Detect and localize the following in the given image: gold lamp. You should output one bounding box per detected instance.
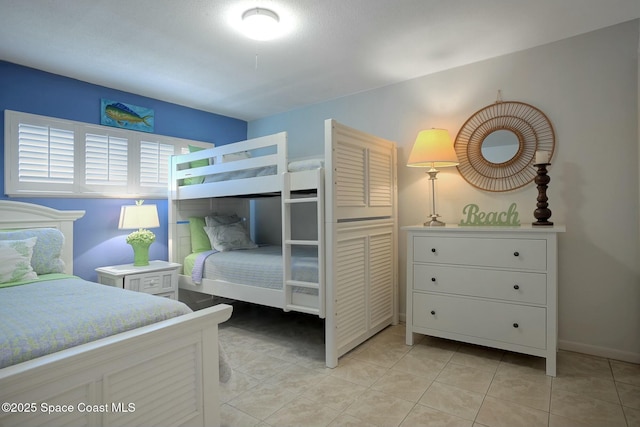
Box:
[407,129,459,226]
[118,200,160,266]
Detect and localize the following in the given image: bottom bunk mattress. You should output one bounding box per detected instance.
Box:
[0,275,193,368]
[185,245,318,294]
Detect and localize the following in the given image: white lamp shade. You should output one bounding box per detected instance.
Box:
[118,204,160,229]
[407,129,459,168]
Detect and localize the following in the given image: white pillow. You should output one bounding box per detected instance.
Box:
[204,223,258,252]
[0,237,38,284]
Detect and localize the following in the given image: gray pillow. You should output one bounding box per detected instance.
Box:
[204,223,257,252]
[205,213,242,227]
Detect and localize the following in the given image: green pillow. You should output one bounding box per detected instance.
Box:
[189,217,211,253]
[183,145,209,185]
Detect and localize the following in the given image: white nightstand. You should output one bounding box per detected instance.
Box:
[96,260,182,300]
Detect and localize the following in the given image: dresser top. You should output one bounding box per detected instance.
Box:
[402,224,565,233]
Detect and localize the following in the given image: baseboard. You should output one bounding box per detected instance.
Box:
[558,339,640,364]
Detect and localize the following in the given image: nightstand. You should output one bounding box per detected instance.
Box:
[96,260,182,300]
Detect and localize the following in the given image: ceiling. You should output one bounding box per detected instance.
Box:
[1,1,639,121]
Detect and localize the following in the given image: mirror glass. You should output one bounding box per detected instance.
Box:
[481,130,519,163]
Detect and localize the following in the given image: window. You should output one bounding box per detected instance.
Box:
[4,110,212,198]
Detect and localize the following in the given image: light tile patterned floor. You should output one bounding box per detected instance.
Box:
[214,301,640,427]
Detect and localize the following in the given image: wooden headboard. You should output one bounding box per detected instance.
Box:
[0,201,85,274]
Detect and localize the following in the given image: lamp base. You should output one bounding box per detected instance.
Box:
[129,241,151,266]
[424,215,446,227]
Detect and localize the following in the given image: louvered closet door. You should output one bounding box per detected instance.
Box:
[335,235,368,349]
[368,231,394,330]
[332,142,395,220]
[335,143,367,209]
[334,230,395,350]
[368,149,394,208]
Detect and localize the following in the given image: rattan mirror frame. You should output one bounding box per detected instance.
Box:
[454,101,555,192]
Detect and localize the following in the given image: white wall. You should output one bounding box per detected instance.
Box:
[249,20,640,363]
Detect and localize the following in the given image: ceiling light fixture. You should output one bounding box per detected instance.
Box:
[241,7,280,41]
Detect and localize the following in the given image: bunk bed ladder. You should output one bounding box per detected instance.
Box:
[282,169,325,317]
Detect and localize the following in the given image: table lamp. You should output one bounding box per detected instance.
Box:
[118,200,160,266]
[407,129,459,226]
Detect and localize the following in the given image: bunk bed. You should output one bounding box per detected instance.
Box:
[0,200,232,427]
[169,119,398,368]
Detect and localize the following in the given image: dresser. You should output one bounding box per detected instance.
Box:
[404,225,564,376]
[96,260,181,300]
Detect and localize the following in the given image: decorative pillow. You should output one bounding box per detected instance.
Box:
[204,223,258,252]
[0,228,65,274]
[0,237,38,284]
[205,213,242,227]
[189,217,212,253]
[184,145,210,185]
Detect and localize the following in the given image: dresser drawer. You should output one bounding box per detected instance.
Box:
[413,236,547,270]
[412,293,547,349]
[125,271,176,295]
[413,264,547,304]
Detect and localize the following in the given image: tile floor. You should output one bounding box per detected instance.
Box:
[214,301,640,427]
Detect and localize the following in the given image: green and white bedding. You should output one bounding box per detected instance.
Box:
[0,275,192,368]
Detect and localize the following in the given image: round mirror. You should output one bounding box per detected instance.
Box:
[455,101,555,192]
[481,130,520,164]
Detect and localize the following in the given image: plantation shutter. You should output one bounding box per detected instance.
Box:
[85,133,129,185]
[6,110,210,198]
[18,123,74,184]
[140,141,174,188]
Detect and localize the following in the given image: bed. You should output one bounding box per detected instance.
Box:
[169,119,398,368]
[0,200,232,427]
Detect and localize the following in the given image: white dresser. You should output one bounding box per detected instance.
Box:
[404,225,565,376]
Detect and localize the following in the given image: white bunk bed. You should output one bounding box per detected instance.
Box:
[0,200,232,427]
[169,119,398,368]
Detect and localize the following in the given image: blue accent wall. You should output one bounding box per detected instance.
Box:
[0,61,247,281]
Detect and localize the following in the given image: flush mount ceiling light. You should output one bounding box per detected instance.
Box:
[241,7,280,41]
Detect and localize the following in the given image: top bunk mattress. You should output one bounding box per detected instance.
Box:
[0,276,192,368]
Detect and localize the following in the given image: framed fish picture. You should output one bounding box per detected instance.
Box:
[100,99,154,132]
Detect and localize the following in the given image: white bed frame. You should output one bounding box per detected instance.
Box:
[168,119,398,368]
[0,200,232,427]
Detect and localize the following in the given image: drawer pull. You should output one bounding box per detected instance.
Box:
[430,310,436,315]
[513,284,520,290]
[513,251,520,257]
[431,277,436,282]
[513,323,519,328]
[431,248,436,253]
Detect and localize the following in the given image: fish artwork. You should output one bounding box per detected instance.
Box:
[104,102,152,127]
